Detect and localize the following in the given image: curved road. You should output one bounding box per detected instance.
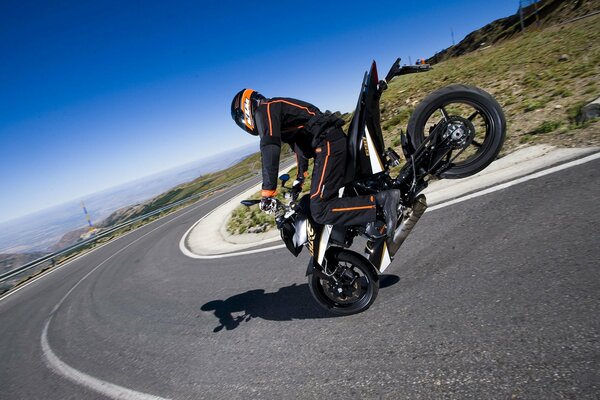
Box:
[1,159,599,399]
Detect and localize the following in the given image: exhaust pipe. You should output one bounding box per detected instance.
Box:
[387,194,428,257]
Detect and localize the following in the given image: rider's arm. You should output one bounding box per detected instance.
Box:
[294,143,309,180]
[294,143,309,183]
[258,102,282,197]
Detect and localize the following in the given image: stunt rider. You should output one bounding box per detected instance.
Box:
[230,89,401,236]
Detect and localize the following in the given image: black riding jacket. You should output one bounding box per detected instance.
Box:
[255,97,322,196]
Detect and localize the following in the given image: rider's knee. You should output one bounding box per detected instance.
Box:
[310,201,327,225]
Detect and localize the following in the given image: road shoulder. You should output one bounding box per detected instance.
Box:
[181,145,598,258]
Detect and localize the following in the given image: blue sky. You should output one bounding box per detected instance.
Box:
[0,0,516,223]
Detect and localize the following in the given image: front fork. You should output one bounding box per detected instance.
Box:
[306,257,335,281]
[305,245,342,281]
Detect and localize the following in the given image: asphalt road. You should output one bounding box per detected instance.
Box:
[0,158,599,399]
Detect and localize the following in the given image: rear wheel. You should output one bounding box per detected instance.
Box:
[308,250,379,315]
[407,85,506,179]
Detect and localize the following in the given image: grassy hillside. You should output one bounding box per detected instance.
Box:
[381,13,600,153]
[227,12,600,235]
[428,0,600,64]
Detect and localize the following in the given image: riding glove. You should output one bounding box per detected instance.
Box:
[259,197,278,214]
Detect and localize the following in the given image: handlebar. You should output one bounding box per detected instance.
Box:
[240,199,261,206]
[400,64,432,74]
[241,198,297,212]
[382,57,432,89]
[384,57,402,83]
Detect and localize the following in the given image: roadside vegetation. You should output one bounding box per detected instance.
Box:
[227,163,314,234]
[227,13,600,235]
[380,14,599,152]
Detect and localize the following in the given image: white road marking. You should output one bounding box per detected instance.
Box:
[0,182,252,398]
[181,151,600,259]
[0,237,118,303]
[41,322,169,400]
[176,192,289,259]
[39,199,212,399]
[180,241,286,259]
[427,151,600,212]
[0,182,250,304]
[178,204,288,259]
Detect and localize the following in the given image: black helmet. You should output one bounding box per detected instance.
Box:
[231,89,265,135]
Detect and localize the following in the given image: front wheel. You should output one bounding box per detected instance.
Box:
[308,250,379,315]
[407,84,506,179]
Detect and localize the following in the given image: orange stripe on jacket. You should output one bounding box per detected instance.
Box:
[331,205,376,212]
[281,125,305,133]
[267,103,273,136]
[311,141,330,199]
[265,100,316,136]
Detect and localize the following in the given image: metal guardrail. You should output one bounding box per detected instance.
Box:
[0,173,259,284]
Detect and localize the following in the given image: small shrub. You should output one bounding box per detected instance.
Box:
[569,63,589,78]
[523,99,547,112]
[503,95,517,106]
[382,107,413,130]
[551,87,573,98]
[519,134,537,144]
[570,117,598,130]
[566,101,588,124]
[530,120,561,135]
[521,72,543,89]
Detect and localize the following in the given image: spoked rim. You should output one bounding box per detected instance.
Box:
[423,99,497,169]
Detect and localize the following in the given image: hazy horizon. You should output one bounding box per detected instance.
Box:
[0,142,257,226]
[0,143,257,254]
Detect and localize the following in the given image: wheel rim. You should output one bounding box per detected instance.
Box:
[318,261,372,307]
[420,99,497,170]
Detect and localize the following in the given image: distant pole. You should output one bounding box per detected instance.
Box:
[533,0,540,28]
[451,28,455,46]
[408,56,412,65]
[81,201,94,232]
[519,0,525,31]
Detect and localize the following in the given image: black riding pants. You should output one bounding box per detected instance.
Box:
[310,128,376,226]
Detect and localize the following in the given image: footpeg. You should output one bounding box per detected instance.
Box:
[385,148,402,167]
[364,221,386,240]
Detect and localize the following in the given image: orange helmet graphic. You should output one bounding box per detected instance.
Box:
[231,89,265,135]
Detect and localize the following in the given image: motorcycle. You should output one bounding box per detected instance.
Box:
[242,58,506,315]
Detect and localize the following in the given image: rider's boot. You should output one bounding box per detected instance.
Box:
[375,189,401,238]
